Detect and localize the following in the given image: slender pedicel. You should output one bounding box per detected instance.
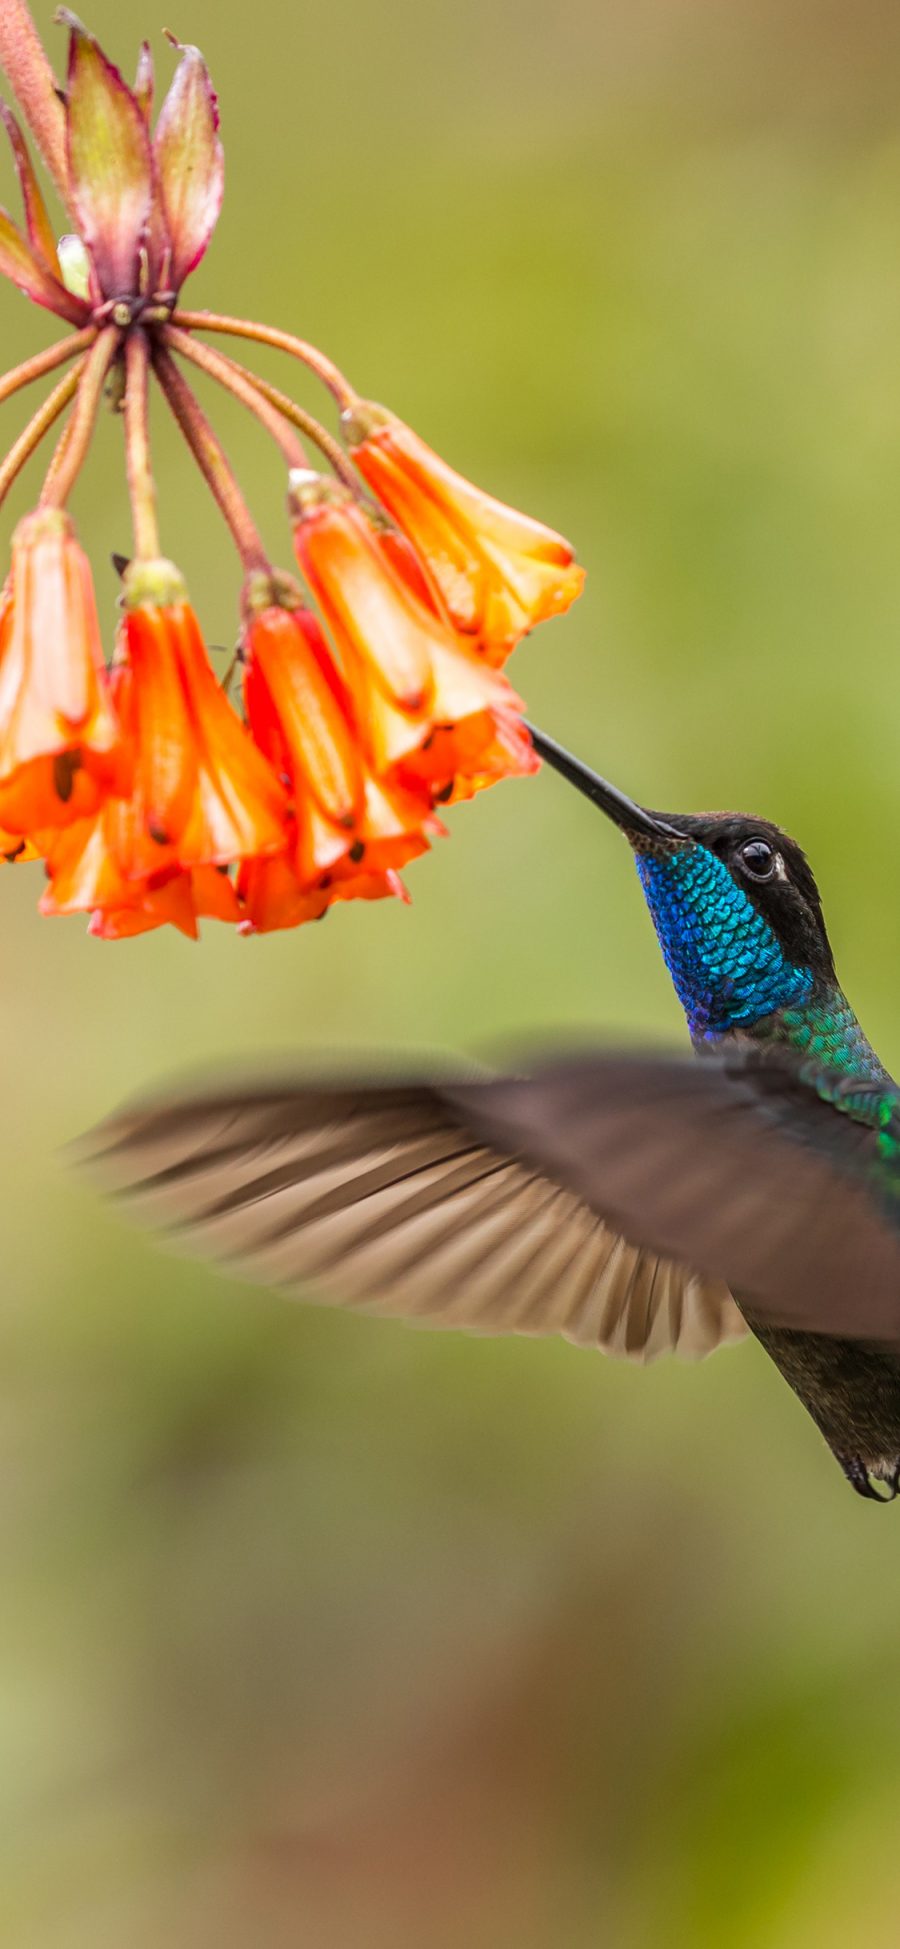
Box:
[162,327,307,472]
[226,368,360,491]
[0,359,83,509]
[525,723,682,841]
[152,343,269,574]
[166,330,359,491]
[123,330,160,561]
[0,330,97,408]
[39,326,119,510]
[170,310,357,411]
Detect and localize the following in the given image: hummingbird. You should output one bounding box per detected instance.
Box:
[81,724,900,1503]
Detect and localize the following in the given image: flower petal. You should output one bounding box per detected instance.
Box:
[236,851,330,933]
[40,808,128,913]
[0,204,87,320]
[235,847,405,935]
[0,752,109,833]
[88,865,237,939]
[118,606,197,873]
[245,605,362,827]
[399,707,539,805]
[0,827,39,862]
[354,772,435,872]
[171,601,287,865]
[64,14,153,298]
[154,42,224,289]
[0,101,60,276]
[88,872,199,940]
[190,863,241,923]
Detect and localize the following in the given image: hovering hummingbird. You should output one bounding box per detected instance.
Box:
[82,725,900,1503]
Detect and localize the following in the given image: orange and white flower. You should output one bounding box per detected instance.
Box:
[0,509,118,834]
[243,599,435,907]
[344,401,585,664]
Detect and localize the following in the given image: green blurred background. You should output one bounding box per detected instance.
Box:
[4,0,900,1942]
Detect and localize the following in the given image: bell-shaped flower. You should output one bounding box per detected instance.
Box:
[243,599,434,901]
[344,401,584,664]
[0,510,119,835]
[114,559,288,877]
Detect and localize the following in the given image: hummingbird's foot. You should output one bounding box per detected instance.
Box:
[838,1454,897,1503]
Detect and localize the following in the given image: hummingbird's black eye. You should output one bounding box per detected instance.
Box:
[737,837,777,882]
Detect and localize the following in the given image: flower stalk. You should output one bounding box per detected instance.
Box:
[171,310,357,411]
[39,325,118,509]
[123,330,160,561]
[0,359,83,508]
[164,326,307,472]
[0,328,97,408]
[152,342,268,574]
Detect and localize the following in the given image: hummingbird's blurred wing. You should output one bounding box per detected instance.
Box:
[78,1067,745,1363]
[79,1046,900,1347]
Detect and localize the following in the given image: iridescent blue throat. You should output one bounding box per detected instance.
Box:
[636,845,813,1041]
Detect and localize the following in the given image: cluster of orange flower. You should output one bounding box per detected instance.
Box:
[0,11,584,938]
[0,422,583,937]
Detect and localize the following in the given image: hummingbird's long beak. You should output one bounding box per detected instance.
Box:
[525,724,682,842]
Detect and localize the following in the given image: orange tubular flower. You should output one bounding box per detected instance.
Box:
[243,597,435,900]
[0,510,118,833]
[115,558,288,876]
[289,476,538,802]
[344,401,585,665]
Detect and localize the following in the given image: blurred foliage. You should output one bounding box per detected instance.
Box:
[3,0,900,1942]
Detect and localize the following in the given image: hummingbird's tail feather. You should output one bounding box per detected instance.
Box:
[77,1071,744,1364]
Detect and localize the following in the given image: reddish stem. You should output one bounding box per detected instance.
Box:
[0,0,69,204]
[123,330,160,560]
[171,310,357,411]
[216,358,361,494]
[164,326,306,471]
[0,326,96,407]
[0,358,83,508]
[40,325,118,509]
[152,343,269,575]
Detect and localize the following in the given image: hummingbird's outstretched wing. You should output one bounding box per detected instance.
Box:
[78,1046,900,1349]
[77,1063,744,1363]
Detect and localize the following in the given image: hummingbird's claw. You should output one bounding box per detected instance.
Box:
[839,1455,897,1503]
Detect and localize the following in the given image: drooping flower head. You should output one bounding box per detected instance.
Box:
[0,3,585,937]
